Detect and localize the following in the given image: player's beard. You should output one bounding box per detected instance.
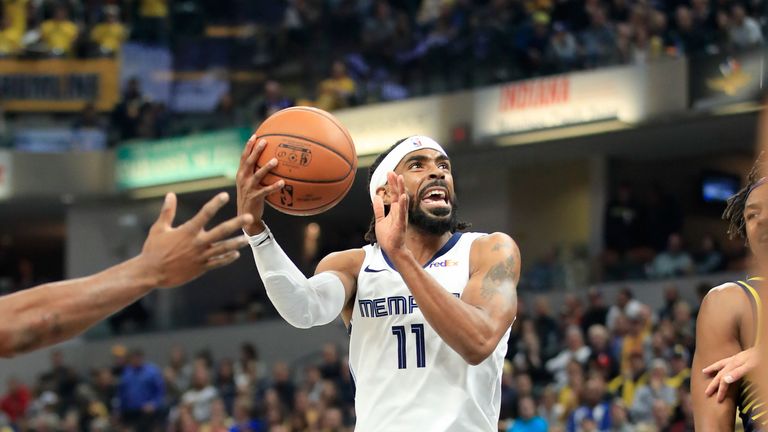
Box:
[408,190,459,236]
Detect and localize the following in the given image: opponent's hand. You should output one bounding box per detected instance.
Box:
[236,135,285,235]
[703,347,758,402]
[140,192,253,289]
[373,172,409,256]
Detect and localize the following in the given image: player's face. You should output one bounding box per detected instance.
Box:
[745,184,768,271]
[394,149,457,235]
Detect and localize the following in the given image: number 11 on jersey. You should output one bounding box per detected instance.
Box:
[391,324,426,369]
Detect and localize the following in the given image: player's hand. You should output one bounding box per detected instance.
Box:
[373,171,409,256]
[703,347,758,402]
[236,135,285,235]
[139,192,254,289]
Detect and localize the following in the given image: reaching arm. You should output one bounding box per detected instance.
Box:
[236,135,357,329]
[388,232,520,365]
[0,192,253,358]
[692,284,746,432]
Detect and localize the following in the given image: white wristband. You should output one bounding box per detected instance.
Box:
[244,224,272,248]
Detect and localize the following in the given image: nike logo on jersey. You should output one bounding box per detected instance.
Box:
[363,265,387,273]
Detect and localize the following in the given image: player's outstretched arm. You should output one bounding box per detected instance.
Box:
[691,285,745,432]
[0,192,252,358]
[237,134,355,329]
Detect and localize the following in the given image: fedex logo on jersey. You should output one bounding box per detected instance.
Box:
[359,293,461,318]
[426,259,458,269]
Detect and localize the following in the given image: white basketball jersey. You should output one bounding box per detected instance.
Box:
[349,232,511,432]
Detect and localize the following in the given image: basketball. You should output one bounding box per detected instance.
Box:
[253,107,358,216]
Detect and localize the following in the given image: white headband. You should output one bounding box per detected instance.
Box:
[368,136,447,202]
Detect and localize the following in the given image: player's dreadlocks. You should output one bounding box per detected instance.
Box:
[363,138,471,244]
[723,155,764,240]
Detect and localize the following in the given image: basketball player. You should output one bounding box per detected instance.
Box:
[0,191,263,358]
[692,158,766,431]
[237,135,520,431]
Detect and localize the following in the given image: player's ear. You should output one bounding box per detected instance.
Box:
[377,185,391,205]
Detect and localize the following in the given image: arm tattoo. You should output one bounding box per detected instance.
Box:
[491,242,512,252]
[481,255,516,300]
[12,313,63,354]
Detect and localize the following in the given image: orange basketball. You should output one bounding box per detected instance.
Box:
[253,107,358,216]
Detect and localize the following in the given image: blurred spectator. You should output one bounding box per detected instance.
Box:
[647,233,694,278]
[547,21,581,72]
[0,16,22,57]
[214,359,237,415]
[579,7,616,67]
[40,5,79,57]
[362,1,398,67]
[118,349,165,431]
[644,185,683,253]
[694,234,725,274]
[606,288,642,331]
[670,6,711,55]
[567,377,611,432]
[164,345,192,406]
[513,320,551,384]
[546,326,591,386]
[134,0,169,45]
[2,0,27,39]
[508,396,548,432]
[270,362,295,411]
[315,61,357,112]
[657,285,680,321]
[112,78,147,141]
[586,325,618,379]
[90,6,127,56]
[604,183,645,254]
[533,297,562,360]
[255,80,295,122]
[630,359,676,422]
[200,398,231,432]
[667,346,691,389]
[537,386,563,426]
[181,363,218,423]
[581,288,609,334]
[39,350,79,416]
[608,351,646,407]
[234,343,263,393]
[0,378,30,424]
[609,400,633,432]
[728,4,763,50]
[229,398,264,432]
[319,344,342,381]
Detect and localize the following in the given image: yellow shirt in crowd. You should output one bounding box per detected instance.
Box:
[3,0,27,35]
[0,25,21,54]
[91,22,127,52]
[41,19,78,54]
[140,0,168,18]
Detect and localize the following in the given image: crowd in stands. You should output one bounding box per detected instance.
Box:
[0,283,704,431]
[1,0,766,146]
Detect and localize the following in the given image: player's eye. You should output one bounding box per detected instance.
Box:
[746,212,758,221]
[409,162,422,169]
[438,162,450,170]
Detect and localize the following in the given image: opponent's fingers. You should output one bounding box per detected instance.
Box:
[186,192,229,231]
[724,363,751,385]
[153,192,177,230]
[202,235,249,260]
[705,373,722,396]
[717,372,732,402]
[702,358,729,374]
[201,213,254,244]
[204,250,241,270]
